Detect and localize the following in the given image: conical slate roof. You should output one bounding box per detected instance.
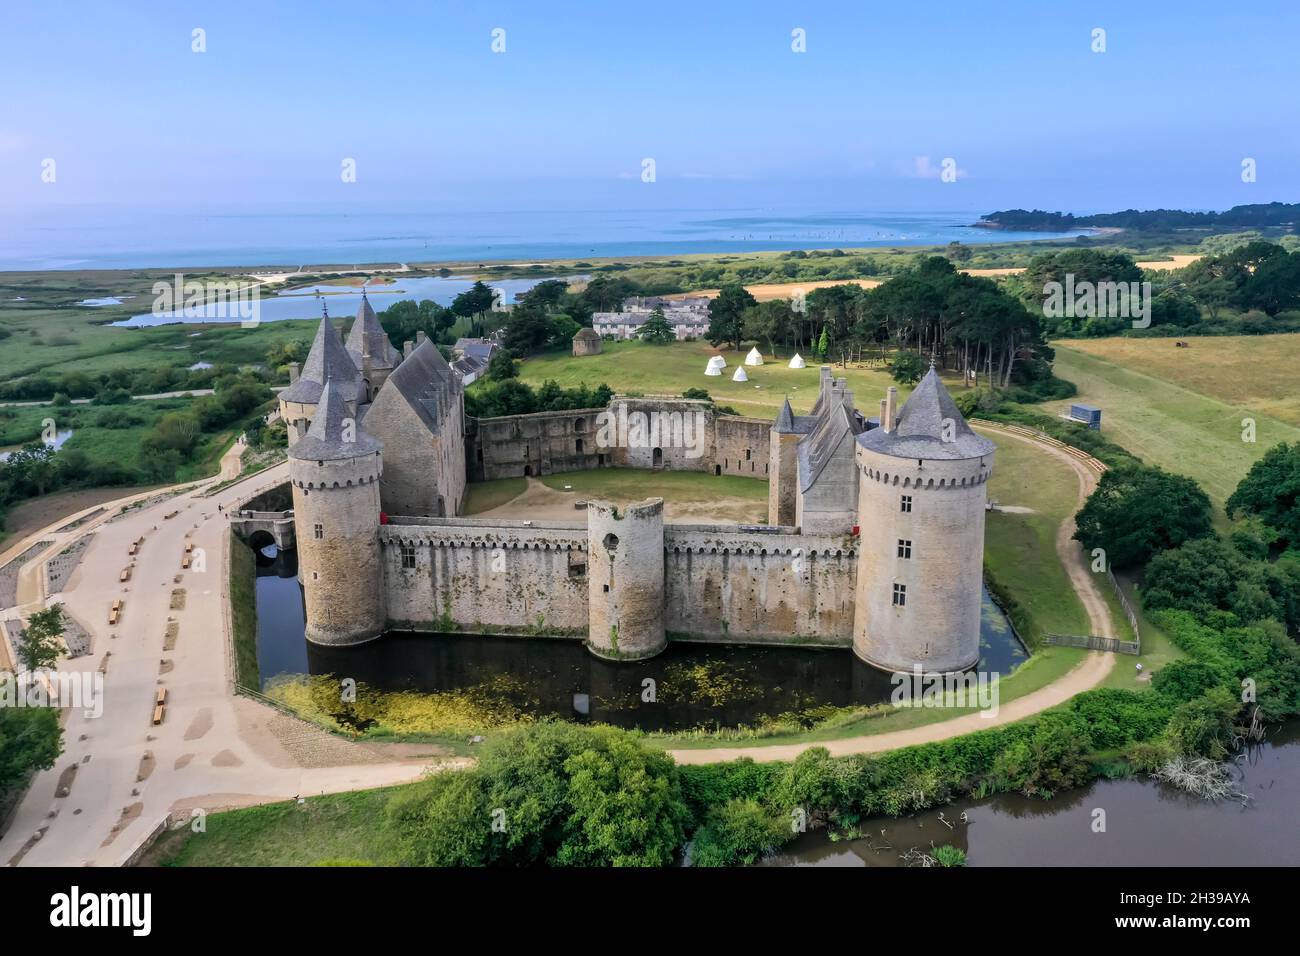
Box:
[289,377,382,461]
[281,310,364,406]
[345,292,402,370]
[857,367,994,460]
[774,398,796,433]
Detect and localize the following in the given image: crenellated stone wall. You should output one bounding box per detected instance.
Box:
[378,514,859,650]
[663,525,857,644]
[380,517,589,637]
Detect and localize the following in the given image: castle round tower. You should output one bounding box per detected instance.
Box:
[289,377,387,646]
[852,369,995,674]
[586,498,667,660]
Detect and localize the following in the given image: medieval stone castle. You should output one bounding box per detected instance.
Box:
[279,294,995,673]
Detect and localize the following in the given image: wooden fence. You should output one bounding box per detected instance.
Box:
[1042,633,1141,655]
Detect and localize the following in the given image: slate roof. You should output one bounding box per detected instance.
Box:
[774,398,796,433]
[289,377,381,461]
[798,402,865,492]
[381,338,460,436]
[280,311,363,406]
[856,368,994,460]
[345,292,402,370]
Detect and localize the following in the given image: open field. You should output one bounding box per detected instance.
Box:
[513,340,911,419]
[1052,342,1300,508]
[1059,334,1300,427]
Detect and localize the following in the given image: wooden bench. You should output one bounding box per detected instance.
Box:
[108,600,123,625]
[119,566,132,582]
[155,687,167,706]
[152,703,165,725]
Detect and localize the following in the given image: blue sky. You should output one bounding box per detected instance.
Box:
[2,0,1298,213]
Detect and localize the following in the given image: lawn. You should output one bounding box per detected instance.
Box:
[461,468,770,523]
[461,476,528,514]
[1052,343,1300,508]
[146,788,402,867]
[510,340,910,419]
[229,532,260,690]
[539,469,767,508]
[980,430,1091,641]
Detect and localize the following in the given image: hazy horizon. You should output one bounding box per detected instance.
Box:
[2,0,1297,216]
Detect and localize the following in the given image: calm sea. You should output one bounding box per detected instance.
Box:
[0,203,1087,271]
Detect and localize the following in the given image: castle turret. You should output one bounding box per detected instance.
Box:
[278,306,365,443]
[768,397,800,526]
[289,377,386,646]
[586,498,666,660]
[852,368,995,673]
[346,291,403,401]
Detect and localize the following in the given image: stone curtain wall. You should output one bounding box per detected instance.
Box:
[467,400,775,483]
[714,416,773,477]
[380,518,859,646]
[381,518,589,636]
[467,407,607,480]
[663,526,857,644]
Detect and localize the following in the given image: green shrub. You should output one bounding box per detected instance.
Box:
[386,722,689,867]
[690,799,791,867]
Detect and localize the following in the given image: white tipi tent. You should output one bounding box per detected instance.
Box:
[732,366,749,382]
[708,354,726,369]
[788,353,806,369]
[744,347,764,366]
[704,360,722,376]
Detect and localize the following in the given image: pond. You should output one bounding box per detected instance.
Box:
[0,429,75,462]
[114,275,577,327]
[251,542,1026,732]
[761,721,1300,866]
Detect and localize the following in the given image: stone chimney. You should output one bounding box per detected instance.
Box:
[403,340,414,359]
[416,330,427,346]
[884,386,898,431]
[287,361,300,384]
[879,399,889,432]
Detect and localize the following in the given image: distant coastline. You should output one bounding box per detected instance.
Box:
[972,201,1300,233]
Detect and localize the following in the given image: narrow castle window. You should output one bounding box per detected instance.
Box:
[745,448,751,461]
[576,438,584,453]
[897,539,912,559]
[314,523,323,539]
[400,544,416,569]
[900,495,912,513]
[893,583,907,607]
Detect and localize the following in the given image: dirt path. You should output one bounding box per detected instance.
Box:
[670,423,1117,765]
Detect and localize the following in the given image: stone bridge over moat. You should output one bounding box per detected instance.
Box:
[230,509,296,551]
